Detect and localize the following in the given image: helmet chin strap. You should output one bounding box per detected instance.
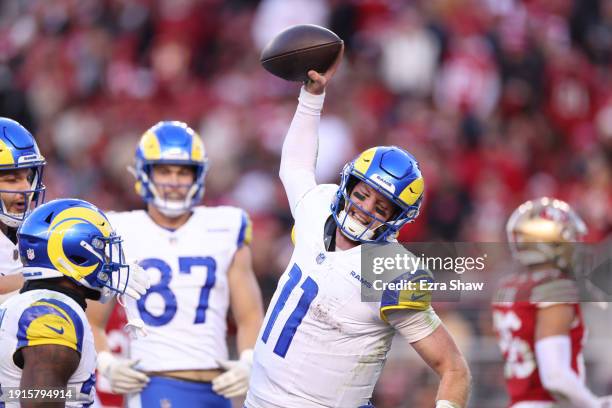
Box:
[149,180,198,218]
[0,213,23,228]
[0,199,28,228]
[153,198,191,217]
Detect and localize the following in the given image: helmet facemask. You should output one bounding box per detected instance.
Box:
[0,165,45,228]
[136,163,205,218]
[332,170,421,243]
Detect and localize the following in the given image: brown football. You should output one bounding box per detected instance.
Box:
[260,24,343,82]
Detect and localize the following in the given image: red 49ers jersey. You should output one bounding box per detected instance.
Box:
[492,269,586,406]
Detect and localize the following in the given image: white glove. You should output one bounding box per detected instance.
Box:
[97,351,150,394]
[117,261,150,301]
[212,349,253,398]
[600,396,612,408]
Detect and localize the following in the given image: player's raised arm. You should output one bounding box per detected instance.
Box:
[279,45,343,216]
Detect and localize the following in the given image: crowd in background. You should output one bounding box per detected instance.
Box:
[1,0,611,406]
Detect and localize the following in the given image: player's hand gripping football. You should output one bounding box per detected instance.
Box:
[97,351,150,394]
[304,43,344,95]
[212,349,254,398]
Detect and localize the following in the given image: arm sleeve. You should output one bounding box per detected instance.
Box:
[279,86,325,217]
[386,307,441,344]
[535,335,599,407]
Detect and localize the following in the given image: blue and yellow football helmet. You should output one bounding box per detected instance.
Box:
[0,117,45,227]
[18,199,129,302]
[133,121,208,217]
[331,146,424,243]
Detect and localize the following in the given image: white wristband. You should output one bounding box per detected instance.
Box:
[436,400,461,408]
[96,351,116,375]
[240,349,254,365]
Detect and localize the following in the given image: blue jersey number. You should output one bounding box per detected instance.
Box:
[137,257,217,326]
[261,264,319,358]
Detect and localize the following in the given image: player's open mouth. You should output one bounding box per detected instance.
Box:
[11,201,27,212]
[350,210,371,226]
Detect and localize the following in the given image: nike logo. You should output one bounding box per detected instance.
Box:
[411,293,426,301]
[363,159,370,163]
[409,187,416,194]
[45,324,64,335]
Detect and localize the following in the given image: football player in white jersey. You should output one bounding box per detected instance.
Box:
[0,198,149,408]
[245,50,471,408]
[86,121,264,407]
[0,118,45,303]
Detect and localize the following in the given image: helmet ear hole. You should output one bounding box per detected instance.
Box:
[69,255,88,265]
[44,212,54,224]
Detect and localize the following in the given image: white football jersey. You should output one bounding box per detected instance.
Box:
[0,232,21,305]
[0,232,19,277]
[107,206,250,371]
[246,185,437,408]
[0,289,97,407]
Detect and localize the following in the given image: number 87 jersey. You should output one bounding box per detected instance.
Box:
[106,206,251,372]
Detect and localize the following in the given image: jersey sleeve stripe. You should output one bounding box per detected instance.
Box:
[237,211,253,247]
[16,299,84,353]
[380,270,433,321]
[40,298,84,352]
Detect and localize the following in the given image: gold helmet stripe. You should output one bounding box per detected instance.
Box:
[398,177,424,206]
[0,138,15,165]
[139,130,161,160]
[353,147,377,175]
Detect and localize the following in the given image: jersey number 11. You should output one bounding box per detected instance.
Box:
[261,264,319,358]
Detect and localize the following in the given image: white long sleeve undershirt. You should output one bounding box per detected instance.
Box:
[535,335,599,407]
[279,87,325,217]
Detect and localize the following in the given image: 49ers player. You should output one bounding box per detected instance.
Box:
[492,197,612,408]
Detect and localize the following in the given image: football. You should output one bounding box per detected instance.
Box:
[260,24,343,82]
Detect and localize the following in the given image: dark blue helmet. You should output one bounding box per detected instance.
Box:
[0,118,45,227]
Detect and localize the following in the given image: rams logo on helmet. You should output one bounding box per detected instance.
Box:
[19,199,129,302]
